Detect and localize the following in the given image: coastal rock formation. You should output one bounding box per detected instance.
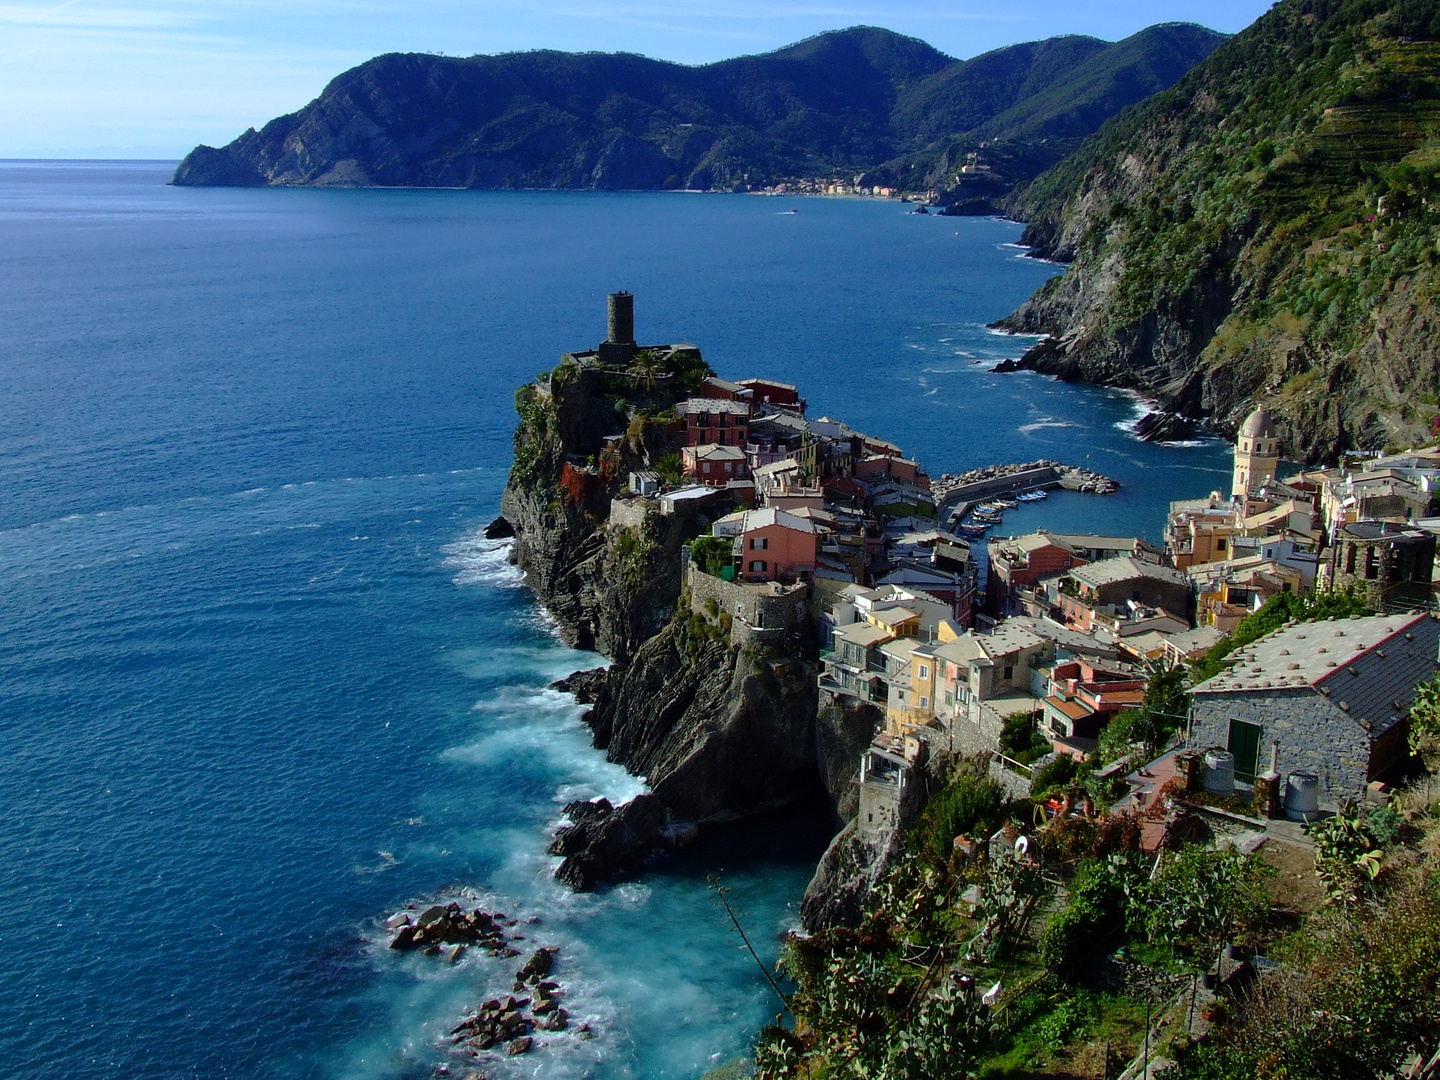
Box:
[588,621,821,822]
[547,618,824,887]
[388,901,515,953]
[499,356,702,661]
[995,0,1440,460]
[800,819,906,930]
[502,337,839,889]
[448,949,566,1056]
[814,695,885,824]
[548,795,668,891]
[1132,410,1200,444]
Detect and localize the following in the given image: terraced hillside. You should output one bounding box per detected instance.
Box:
[1000,0,1440,462]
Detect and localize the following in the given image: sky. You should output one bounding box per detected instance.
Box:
[0,0,1277,158]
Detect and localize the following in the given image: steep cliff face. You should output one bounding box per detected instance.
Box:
[500,345,852,888]
[588,619,821,822]
[998,0,1440,461]
[502,483,692,662]
[499,356,701,661]
[814,695,885,824]
[800,820,906,931]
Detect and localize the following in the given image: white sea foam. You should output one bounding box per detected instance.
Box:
[986,326,1046,339]
[442,529,525,589]
[1018,418,1079,435]
[1111,387,1159,438]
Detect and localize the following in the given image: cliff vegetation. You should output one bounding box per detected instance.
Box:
[171,25,1222,198]
[1000,0,1440,462]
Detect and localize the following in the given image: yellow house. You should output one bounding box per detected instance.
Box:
[879,637,940,735]
[867,605,921,638]
[906,642,940,730]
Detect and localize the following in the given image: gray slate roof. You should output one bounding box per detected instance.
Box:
[1070,556,1187,589]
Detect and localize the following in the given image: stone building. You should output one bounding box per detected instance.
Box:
[1188,612,1440,805]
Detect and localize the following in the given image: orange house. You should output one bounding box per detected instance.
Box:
[740,507,819,583]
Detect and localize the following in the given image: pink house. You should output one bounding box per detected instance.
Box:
[740,507,819,584]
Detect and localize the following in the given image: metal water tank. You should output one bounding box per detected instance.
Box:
[1284,771,1320,822]
[1203,749,1236,794]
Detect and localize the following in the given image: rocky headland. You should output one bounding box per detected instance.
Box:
[168,25,1222,200]
[494,323,878,896]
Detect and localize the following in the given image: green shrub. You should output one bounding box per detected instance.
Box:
[1031,753,1079,795]
[1000,711,1050,764]
[910,763,1006,869]
[690,535,733,578]
[1038,862,1125,978]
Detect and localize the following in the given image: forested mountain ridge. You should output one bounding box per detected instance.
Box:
[171,24,1223,196]
[998,0,1440,462]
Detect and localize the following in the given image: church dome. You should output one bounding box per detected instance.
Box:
[1239,406,1275,439]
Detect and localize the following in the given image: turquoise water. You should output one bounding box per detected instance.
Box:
[0,161,1230,1080]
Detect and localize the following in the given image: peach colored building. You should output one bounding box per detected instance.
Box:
[740,507,819,584]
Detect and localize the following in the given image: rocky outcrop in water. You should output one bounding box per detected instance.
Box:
[387,901,520,955]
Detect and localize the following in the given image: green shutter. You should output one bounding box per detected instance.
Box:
[1227,719,1262,784]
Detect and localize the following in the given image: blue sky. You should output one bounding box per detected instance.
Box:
[1,0,1275,158]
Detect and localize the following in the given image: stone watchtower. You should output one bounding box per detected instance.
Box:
[1232,406,1280,500]
[598,291,636,365]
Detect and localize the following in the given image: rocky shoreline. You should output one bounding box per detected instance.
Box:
[384,899,591,1063]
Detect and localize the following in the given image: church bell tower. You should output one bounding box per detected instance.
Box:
[1233,406,1279,500]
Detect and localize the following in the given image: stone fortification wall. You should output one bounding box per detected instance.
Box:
[609,497,652,532]
[686,565,809,647]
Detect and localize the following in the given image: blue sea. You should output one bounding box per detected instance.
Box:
[0,160,1231,1080]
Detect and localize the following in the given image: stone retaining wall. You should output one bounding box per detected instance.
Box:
[608,497,652,532]
[686,565,809,648]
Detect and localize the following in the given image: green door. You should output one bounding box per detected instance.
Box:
[1228,719,1262,783]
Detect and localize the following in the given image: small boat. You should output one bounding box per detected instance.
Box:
[779,208,799,215]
